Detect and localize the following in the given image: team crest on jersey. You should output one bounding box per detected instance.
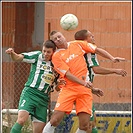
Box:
[56,103,60,108]
[42,73,55,85]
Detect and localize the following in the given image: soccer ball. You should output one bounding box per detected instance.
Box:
[60,14,78,31]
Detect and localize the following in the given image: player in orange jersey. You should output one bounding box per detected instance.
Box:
[42,31,125,133]
[74,29,127,133]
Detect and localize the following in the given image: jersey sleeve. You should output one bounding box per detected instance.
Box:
[77,41,97,54]
[52,52,69,77]
[21,51,41,63]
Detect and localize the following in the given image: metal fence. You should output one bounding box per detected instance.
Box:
[2,57,131,110]
[2,61,30,109]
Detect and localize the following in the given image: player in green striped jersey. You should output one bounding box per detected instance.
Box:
[74,29,127,133]
[5,40,58,133]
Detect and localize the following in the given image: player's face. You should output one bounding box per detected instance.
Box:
[86,31,95,44]
[50,32,67,49]
[42,46,54,61]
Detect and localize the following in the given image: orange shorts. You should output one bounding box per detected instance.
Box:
[54,85,93,115]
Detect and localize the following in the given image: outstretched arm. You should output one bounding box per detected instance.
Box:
[5,48,24,61]
[95,47,125,63]
[92,66,127,77]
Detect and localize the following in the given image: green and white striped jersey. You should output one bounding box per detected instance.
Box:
[84,53,99,82]
[22,51,55,93]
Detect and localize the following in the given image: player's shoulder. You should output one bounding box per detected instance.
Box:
[70,40,86,44]
[21,50,41,55]
[68,41,87,47]
[31,51,42,55]
[31,51,42,57]
[33,50,42,54]
[53,49,65,55]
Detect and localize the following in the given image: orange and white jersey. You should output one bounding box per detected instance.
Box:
[52,40,97,87]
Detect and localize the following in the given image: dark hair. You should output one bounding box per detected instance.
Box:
[49,30,58,38]
[74,29,88,40]
[43,40,56,51]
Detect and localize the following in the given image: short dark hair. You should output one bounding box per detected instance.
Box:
[49,30,58,39]
[74,29,88,40]
[43,40,56,51]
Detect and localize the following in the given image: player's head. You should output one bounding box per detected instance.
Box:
[42,40,56,61]
[49,31,67,49]
[74,29,95,44]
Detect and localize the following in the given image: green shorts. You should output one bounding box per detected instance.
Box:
[18,87,49,123]
[90,103,95,121]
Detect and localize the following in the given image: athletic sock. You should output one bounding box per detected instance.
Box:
[10,122,22,133]
[92,127,98,133]
[76,128,86,133]
[42,121,56,133]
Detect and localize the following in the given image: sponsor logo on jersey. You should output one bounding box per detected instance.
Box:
[42,73,55,85]
[40,64,52,71]
[66,54,78,63]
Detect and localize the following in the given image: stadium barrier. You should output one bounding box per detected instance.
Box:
[2,109,131,133]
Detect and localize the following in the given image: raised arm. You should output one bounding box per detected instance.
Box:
[95,47,125,63]
[92,66,127,77]
[5,48,24,61]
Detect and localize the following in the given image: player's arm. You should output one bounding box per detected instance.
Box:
[91,87,104,97]
[54,85,61,92]
[66,70,104,96]
[95,47,125,63]
[92,66,127,77]
[5,48,24,61]
[78,41,125,63]
[53,68,93,90]
[54,78,66,91]
[65,70,93,88]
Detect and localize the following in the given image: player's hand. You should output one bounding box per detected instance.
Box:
[115,69,127,77]
[5,48,14,54]
[57,78,66,86]
[92,87,104,97]
[112,57,126,63]
[55,78,66,91]
[84,81,93,88]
